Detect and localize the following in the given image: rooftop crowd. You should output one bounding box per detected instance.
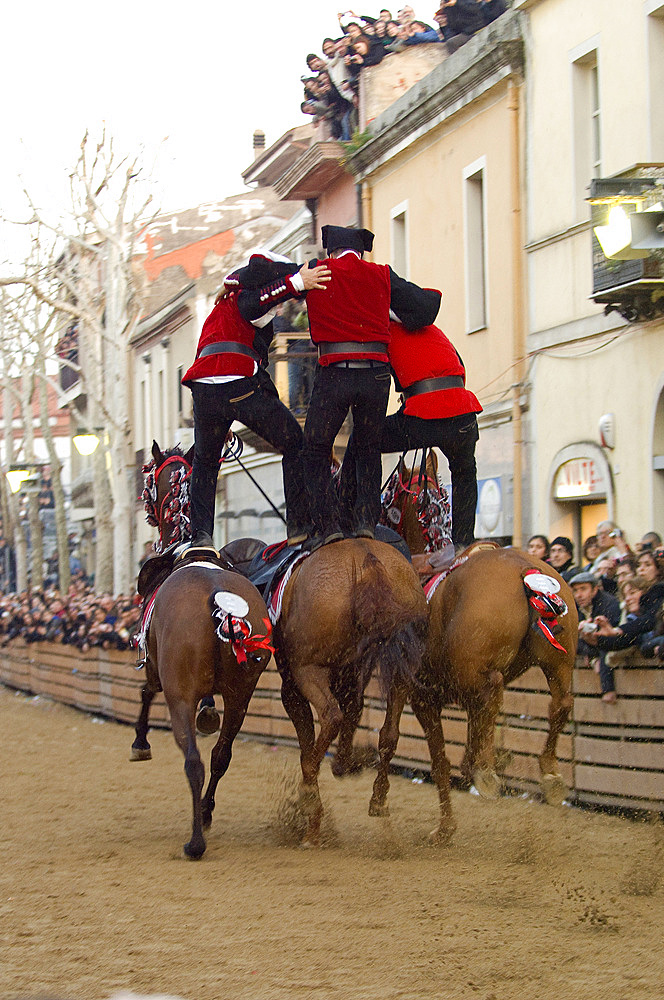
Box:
[301,1,508,139]
[527,523,664,703]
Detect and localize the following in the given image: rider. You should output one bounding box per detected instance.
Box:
[182,252,331,553]
[340,317,482,551]
[302,225,441,544]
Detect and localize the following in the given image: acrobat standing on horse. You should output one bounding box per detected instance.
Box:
[301,224,441,545]
[341,317,482,553]
[181,251,331,553]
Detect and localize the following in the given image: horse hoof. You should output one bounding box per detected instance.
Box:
[368,799,389,817]
[183,838,206,859]
[428,822,456,846]
[129,746,152,761]
[472,767,501,799]
[541,772,568,807]
[196,706,221,736]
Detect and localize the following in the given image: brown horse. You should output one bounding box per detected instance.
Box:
[423,546,577,808]
[273,538,432,845]
[131,443,274,858]
[380,450,578,806]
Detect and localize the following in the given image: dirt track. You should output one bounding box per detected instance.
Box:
[1,684,663,1000]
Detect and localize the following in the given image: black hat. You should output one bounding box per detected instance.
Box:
[321,225,374,254]
[550,536,574,556]
[234,253,297,289]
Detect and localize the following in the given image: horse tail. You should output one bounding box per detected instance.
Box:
[352,551,427,697]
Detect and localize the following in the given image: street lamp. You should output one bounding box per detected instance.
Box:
[73,429,101,456]
[6,467,33,493]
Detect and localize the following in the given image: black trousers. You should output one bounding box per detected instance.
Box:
[189,370,309,538]
[341,407,479,547]
[303,363,391,534]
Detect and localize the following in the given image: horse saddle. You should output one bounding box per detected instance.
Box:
[244,540,304,598]
[137,551,176,598]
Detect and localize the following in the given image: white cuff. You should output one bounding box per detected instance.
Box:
[290,270,305,293]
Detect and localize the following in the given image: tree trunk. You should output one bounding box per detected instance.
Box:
[35,342,70,594]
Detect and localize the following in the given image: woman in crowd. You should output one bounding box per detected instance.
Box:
[527,534,550,561]
[581,535,601,569]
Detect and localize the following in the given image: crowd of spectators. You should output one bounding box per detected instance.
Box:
[300,2,508,139]
[527,523,664,703]
[0,577,140,653]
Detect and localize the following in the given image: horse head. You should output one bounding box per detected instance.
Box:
[141,440,195,553]
[380,448,451,555]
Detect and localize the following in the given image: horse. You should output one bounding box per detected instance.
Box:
[376,448,578,805]
[130,442,274,858]
[272,536,433,845]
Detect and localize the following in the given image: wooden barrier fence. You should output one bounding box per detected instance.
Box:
[1,640,663,812]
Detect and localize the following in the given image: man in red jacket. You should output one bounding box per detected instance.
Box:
[181,252,330,552]
[303,225,440,543]
[341,319,482,549]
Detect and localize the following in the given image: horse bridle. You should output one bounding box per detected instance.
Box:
[142,454,192,553]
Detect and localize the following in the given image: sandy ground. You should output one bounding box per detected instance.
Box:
[1,684,663,1000]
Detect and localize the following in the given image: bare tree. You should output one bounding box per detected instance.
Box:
[1,130,155,594]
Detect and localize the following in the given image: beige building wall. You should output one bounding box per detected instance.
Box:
[366,86,517,409]
[518,0,664,547]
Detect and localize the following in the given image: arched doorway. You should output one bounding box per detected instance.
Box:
[547,442,614,559]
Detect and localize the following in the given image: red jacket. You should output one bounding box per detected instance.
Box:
[182,294,259,382]
[305,253,391,365]
[388,321,482,419]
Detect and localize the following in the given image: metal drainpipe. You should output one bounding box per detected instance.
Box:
[360,181,373,256]
[509,77,526,548]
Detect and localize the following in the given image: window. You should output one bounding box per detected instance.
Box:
[463,157,488,333]
[390,201,409,278]
[647,2,664,159]
[570,37,601,217]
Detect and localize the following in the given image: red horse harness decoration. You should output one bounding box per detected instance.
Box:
[380,462,452,552]
[142,454,192,553]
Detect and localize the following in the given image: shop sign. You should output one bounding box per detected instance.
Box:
[553,458,608,500]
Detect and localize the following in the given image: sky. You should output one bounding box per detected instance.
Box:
[1,0,414,261]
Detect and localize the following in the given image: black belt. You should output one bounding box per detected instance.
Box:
[318,341,387,357]
[199,341,260,362]
[329,360,388,369]
[402,375,465,398]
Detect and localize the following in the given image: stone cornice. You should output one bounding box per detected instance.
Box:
[274,142,349,201]
[349,12,524,179]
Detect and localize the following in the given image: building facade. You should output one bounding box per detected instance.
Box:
[516,0,664,549]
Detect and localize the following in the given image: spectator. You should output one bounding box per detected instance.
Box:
[437,0,486,53]
[527,534,550,561]
[636,530,662,555]
[589,520,629,573]
[614,554,638,588]
[548,536,579,582]
[403,19,442,44]
[350,35,386,69]
[581,534,600,569]
[477,0,507,25]
[571,570,621,703]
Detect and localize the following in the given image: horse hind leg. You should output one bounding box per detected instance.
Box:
[331,684,368,777]
[467,670,505,799]
[201,682,255,829]
[539,659,574,806]
[169,700,206,859]
[369,683,409,818]
[410,687,456,845]
[130,682,155,761]
[285,666,343,847]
